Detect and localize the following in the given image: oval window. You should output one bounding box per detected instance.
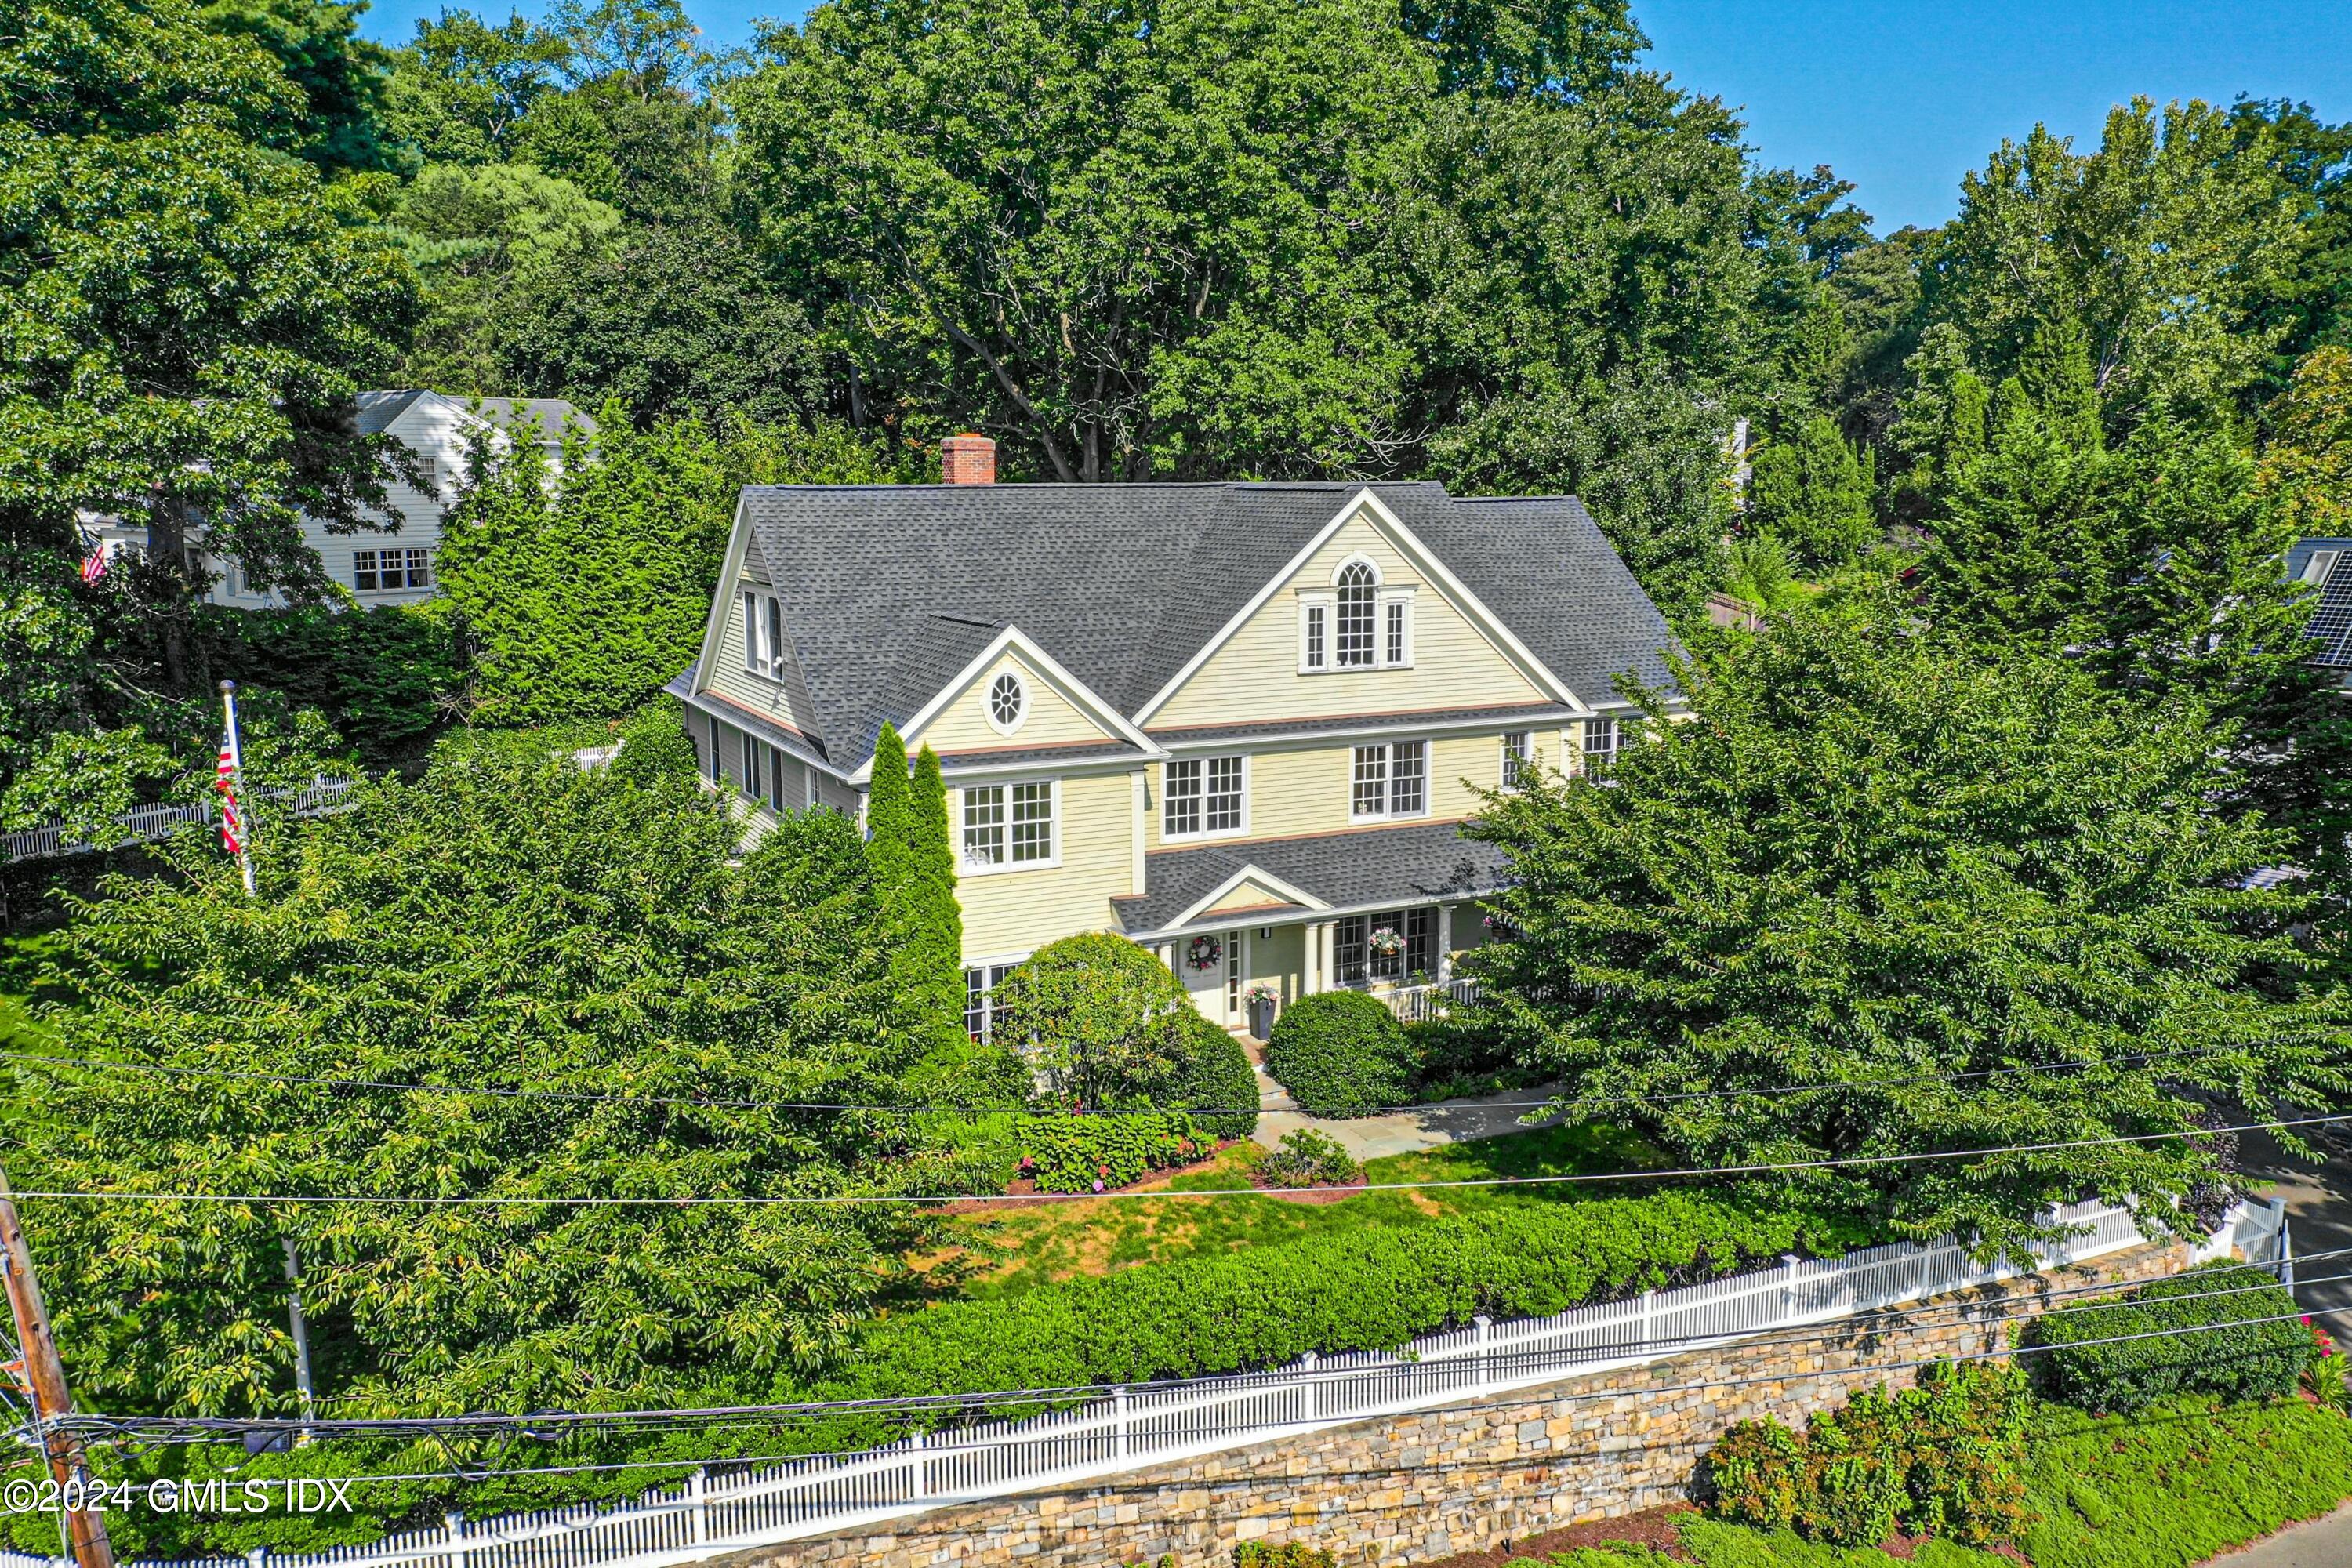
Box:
[987,672,1027,733]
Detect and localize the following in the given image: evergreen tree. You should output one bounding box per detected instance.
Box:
[906,744,964,1026]
[1746,416,1878,572]
[863,722,914,900]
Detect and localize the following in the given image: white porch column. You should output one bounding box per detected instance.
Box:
[1437,903,1454,981]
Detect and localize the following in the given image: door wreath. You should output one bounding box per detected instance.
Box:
[1186,933,1223,971]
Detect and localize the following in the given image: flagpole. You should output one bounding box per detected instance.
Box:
[220,680,256,898]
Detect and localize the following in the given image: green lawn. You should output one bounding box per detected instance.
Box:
[944,1119,1665,1297]
[1497,1397,2352,1568]
[0,927,67,1053]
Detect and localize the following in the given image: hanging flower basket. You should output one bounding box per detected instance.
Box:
[1367,927,1404,957]
[1186,933,1223,971]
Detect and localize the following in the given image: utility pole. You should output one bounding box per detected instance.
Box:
[283,1240,316,1441]
[0,1165,116,1568]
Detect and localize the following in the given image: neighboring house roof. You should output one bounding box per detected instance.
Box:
[738,481,1675,775]
[356,390,595,443]
[2291,538,2352,669]
[1111,818,1508,938]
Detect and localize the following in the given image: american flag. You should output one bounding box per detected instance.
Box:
[216,735,244,856]
[78,536,107,583]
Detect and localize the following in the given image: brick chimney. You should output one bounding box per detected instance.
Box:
[942,433,996,485]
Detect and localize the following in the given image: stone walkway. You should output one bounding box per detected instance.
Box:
[1245,1051,1558,1161]
[2201,1500,2352,1566]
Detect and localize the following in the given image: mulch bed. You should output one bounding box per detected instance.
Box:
[1415,1503,1697,1566]
[1249,1171,1370,1204]
[939,1140,1246,1215]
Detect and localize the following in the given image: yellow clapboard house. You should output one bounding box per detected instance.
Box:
[667,436,1676,1040]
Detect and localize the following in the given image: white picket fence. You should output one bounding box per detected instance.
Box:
[25,1196,2289,1568]
[2,779,357,863]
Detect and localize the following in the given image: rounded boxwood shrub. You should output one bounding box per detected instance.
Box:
[1174,1014,1259,1140]
[1264,990,1413,1117]
[2024,1263,2314,1414]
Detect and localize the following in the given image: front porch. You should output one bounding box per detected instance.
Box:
[1109,818,1508,1033]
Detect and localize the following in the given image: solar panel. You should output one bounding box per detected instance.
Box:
[2307,551,2352,666]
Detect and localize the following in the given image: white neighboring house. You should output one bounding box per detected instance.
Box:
[82,390,593,608]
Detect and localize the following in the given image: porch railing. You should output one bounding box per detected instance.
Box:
[1385,976,1481,1023]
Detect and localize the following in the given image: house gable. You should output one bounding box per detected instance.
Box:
[692,502,825,746]
[1206,875,1310,916]
[1140,492,1573,731]
[889,626,1160,778]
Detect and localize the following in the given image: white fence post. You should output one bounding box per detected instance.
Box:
[1301,1351,1319,1423]
[689,1466,709,1545]
[1637,1290,1654,1353]
[2270,1196,2294,1287]
[1473,1315,1493,1391]
[443,1513,467,1568]
[1113,1388,1131,1461]
[909,1430,928,1499]
[1780,1254,1800,1323]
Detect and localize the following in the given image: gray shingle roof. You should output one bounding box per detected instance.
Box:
[356,390,594,442]
[741,481,1675,774]
[1111,819,1508,937]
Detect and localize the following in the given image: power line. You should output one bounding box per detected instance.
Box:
[81,1297,2321,1490]
[16,1111,2347,1210]
[0,1041,2270,1121]
[61,1252,2336,1446]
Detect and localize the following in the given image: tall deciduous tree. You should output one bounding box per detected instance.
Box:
[13,753,985,1549]
[1746,416,1876,572]
[1466,603,2347,1253]
[382,7,571,166]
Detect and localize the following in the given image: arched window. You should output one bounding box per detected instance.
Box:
[1335,562,1376,666]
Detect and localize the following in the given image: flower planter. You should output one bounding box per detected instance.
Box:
[1248,994,1278,1040]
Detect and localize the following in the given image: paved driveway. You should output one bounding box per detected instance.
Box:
[2239,1121,2352,1339]
[2201,1501,2352,1566]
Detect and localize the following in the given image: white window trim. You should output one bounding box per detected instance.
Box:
[1348,739,1431,823]
[739,588,786,681]
[1499,730,1532,791]
[1298,591,1334,673]
[984,670,1029,736]
[1376,586,1416,668]
[1160,753,1251,844]
[956,779,1062,875]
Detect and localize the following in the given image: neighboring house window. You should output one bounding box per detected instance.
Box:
[963,962,1018,1042]
[1334,916,1368,986]
[1385,601,1407,665]
[353,548,430,592]
[1343,907,1438,985]
[1584,717,1619,775]
[739,728,764,800]
[1501,731,1531,789]
[1303,603,1327,670]
[1352,740,1428,820]
[1336,563,1376,666]
[740,590,785,679]
[1164,756,1245,838]
[766,743,791,811]
[417,457,439,495]
[963,782,1057,868]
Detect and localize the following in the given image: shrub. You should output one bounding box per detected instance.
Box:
[2309,1324,2350,1414]
[610,702,700,782]
[2024,1264,2312,1414]
[1174,1013,1259,1140]
[1705,1363,2030,1548]
[1018,1113,1208,1193]
[1258,1129,1360,1189]
[818,1192,1862,1450]
[997,934,1195,1110]
[198,603,460,768]
[1265,990,1413,1116]
[1233,1544,1334,1567]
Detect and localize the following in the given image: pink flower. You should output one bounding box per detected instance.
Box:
[1092,1180,1105,1193]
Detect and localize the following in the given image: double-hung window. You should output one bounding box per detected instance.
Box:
[1583,717,1620,775]
[1164,755,1246,839]
[963,782,1056,869]
[1500,731,1532,789]
[1351,740,1427,820]
[740,590,785,679]
[963,961,1018,1042]
[354,547,430,592]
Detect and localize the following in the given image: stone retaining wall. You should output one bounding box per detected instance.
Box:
[711,1236,2198,1568]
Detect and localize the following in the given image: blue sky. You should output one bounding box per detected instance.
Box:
[357,0,2352,234]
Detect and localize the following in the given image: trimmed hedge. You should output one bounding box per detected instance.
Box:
[1706,1363,2029,1548]
[2024,1264,2314,1414]
[1265,990,1413,1116]
[818,1192,1863,1448]
[1175,1014,1260,1140]
[1017,1113,1208,1192]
